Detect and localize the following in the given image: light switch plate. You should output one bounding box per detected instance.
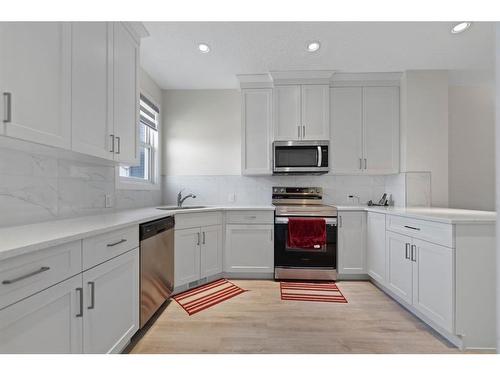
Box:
[228,193,236,203]
[105,194,114,208]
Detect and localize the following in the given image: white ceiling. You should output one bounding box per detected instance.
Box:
[140,22,494,90]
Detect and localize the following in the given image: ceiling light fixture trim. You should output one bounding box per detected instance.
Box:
[451,22,472,34]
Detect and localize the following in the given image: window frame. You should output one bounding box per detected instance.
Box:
[116,91,161,191]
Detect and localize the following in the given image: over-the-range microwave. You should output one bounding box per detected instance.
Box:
[273,140,329,175]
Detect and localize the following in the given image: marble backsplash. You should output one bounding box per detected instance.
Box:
[0,146,162,228]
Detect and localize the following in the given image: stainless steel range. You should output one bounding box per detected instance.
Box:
[273,186,338,281]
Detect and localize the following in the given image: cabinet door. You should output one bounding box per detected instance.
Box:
[386,231,413,304]
[174,227,201,286]
[0,275,83,354]
[337,211,366,275]
[366,212,386,285]
[224,224,274,273]
[241,88,273,175]
[301,85,329,140]
[113,23,139,165]
[71,22,113,160]
[274,85,301,140]
[412,239,454,332]
[330,87,363,174]
[363,86,399,174]
[200,225,223,278]
[82,248,139,354]
[0,22,71,148]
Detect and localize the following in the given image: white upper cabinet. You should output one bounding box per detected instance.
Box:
[241,88,273,175]
[0,22,71,149]
[71,22,113,160]
[274,85,301,140]
[330,85,400,175]
[337,211,367,275]
[274,84,330,141]
[301,85,329,140]
[330,87,363,173]
[113,23,139,165]
[363,86,400,174]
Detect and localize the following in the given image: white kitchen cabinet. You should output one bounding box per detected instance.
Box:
[82,247,139,354]
[113,22,139,165]
[337,211,366,276]
[174,227,202,286]
[386,231,413,304]
[412,239,454,332]
[241,88,273,175]
[363,86,400,174]
[366,212,386,285]
[0,22,71,149]
[200,225,223,278]
[274,84,329,141]
[330,85,399,174]
[0,274,83,354]
[71,22,113,160]
[224,224,274,274]
[330,87,363,173]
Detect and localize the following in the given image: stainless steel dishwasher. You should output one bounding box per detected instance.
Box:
[139,216,174,328]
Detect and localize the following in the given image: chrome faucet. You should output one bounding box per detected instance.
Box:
[177,190,197,207]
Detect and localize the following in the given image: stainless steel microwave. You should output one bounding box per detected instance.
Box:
[273,140,329,175]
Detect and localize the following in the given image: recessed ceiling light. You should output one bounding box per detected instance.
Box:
[306,41,321,52]
[451,22,471,34]
[198,43,210,53]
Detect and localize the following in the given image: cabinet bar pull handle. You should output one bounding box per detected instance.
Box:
[107,239,126,247]
[116,136,121,154]
[88,282,95,309]
[109,134,115,153]
[364,158,367,170]
[411,245,417,262]
[76,287,83,317]
[405,243,410,259]
[2,266,50,285]
[359,158,362,170]
[197,232,200,246]
[297,126,300,139]
[3,92,12,123]
[245,216,257,219]
[404,225,421,231]
[270,230,273,241]
[303,125,306,138]
[202,232,206,244]
[338,215,342,228]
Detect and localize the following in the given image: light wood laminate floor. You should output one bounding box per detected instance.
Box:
[129,280,463,354]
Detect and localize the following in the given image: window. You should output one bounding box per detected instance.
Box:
[119,94,159,187]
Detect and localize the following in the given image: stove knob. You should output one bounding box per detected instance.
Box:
[280,188,285,193]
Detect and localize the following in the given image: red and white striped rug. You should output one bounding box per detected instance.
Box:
[280,281,348,303]
[173,279,247,315]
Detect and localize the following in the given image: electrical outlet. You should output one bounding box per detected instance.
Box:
[105,194,114,208]
[227,193,236,203]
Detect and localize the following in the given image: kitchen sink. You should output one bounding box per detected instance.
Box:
[156,206,207,210]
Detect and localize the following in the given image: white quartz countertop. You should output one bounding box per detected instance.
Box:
[336,205,496,224]
[0,205,275,261]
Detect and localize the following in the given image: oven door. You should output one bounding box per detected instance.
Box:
[274,217,337,268]
[273,141,329,174]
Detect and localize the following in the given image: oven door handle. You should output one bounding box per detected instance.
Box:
[275,217,337,225]
[317,146,322,167]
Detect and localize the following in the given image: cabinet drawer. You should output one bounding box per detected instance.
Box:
[0,241,82,310]
[175,211,222,230]
[225,210,274,224]
[82,226,139,270]
[386,215,454,248]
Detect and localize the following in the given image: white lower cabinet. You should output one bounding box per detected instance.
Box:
[366,212,386,284]
[174,225,223,287]
[337,211,366,276]
[224,224,274,274]
[0,274,83,354]
[82,248,139,354]
[386,231,413,304]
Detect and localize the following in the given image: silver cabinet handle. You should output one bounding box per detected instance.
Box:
[3,92,12,123]
[197,232,200,246]
[303,125,306,138]
[245,216,257,220]
[88,282,95,309]
[404,225,421,231]
[115,136,121,154]
[76,287,83,317]
[297,125,300,139]
[364,158,367,170]
[359,158,362,170]
[2,266,50,285]
[107,239,126,247]
[109,134,115,153]
[202,232,206,245]
[411,245,417,262]
[338,215,342,228]
[405,243,410,260]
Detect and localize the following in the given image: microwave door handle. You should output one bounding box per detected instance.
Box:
[317,146,322,167]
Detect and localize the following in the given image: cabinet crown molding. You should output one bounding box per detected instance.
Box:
[237,74,273,89]
[270,70,335,85]
[331,72,403,87]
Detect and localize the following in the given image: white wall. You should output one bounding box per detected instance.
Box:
[449,85,495,211]
[400,70,449,207]
[495,22,500,354]
[162,90,241,176]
